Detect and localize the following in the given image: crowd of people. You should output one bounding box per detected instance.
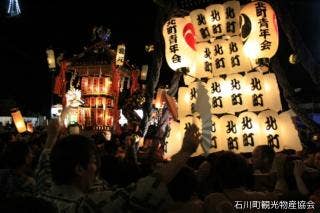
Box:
[0,118,320,212]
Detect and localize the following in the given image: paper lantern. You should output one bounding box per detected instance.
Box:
[262,73,282,112]
[190,9,210,42]
[93,77,99,94]
[26,122,33,133]
[163,17,196,72]
[227,36,251,73]
[258,110,283,151]
[205,4,226,38]
[164,121,184,160]
[211,38,231,76]
[194,42,214,78]
[115,44,126,66]
[241,1,279,60]
[84,108,92,127]
[206,77,228,114]
[81,77,88,95]
[11,108,26,133]
[154,88,166,109]
[224,74,248,113]
[87,77,94,94]
[140,65,148,81]
[96,108,104,126]
[46,49,56,70]
[217,114,240,152]
[105,109,113,126]
[178,87,193,118]
[279,111,302,151]
[209,115,227,152]
[237,111,263,153]
[241,71,265,112]
[223,0,241,37]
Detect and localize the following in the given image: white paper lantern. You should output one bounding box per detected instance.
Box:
[209,115,228,152]
[164,121,184,160]
[115,44,126,66]
[258,110,283,152]
[46,49,56,70]
[223,0,241,37]
[279,111,302,151]
[190,9,210,42]
[263,73,282,112]
[227,36,251,73]
[218,114,240,152]
[241,1,279,60]
[224,74,247,113]
[178,87,193,118]
[195,42,214,78]
[242,71,266,112]
[206,77,228,114]
[237,111,263,153]
[211,39,231,76]
[163,17,196,71]
[205,4,226,38]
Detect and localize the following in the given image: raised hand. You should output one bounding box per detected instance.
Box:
[181,123,201,154]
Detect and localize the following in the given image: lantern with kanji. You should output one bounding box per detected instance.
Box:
[205,4,226,38]
[206,77,228,114]
[163,17,196,72]
[190,9,210,42]
[258,110,282,151]
[164,121,184,160]
[241,1,279,60]
[217,114,240,152]
[194,42,213,78]
[224,74,248,113]
[237,111,262,153]
[223,0,241,37]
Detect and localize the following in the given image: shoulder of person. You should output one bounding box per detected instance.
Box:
[204,192,234,210]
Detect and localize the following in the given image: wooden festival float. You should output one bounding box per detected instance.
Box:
[53,40,140,133]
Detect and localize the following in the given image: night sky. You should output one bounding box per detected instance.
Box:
[0,0,157,115]
[0,0,319,116]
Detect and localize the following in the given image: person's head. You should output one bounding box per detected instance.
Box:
[5,142,33,169]
[103,130,112,141]
[252,145,275,173]
[213,151,249,189]
[167,166,197,202]
[50,135,98,192]
[67,124,80,135]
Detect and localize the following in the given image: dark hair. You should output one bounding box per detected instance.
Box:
[213,151,249,189]
[4,142,30,169]
[256,145,275,163]
[0,196,58,213]
[167,166,197,202]
[50,135,97,185]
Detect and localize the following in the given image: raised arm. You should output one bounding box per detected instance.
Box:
[293,160,310,196]
[155,123,201,184]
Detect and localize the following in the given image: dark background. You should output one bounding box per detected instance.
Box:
[0,0,319,116]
